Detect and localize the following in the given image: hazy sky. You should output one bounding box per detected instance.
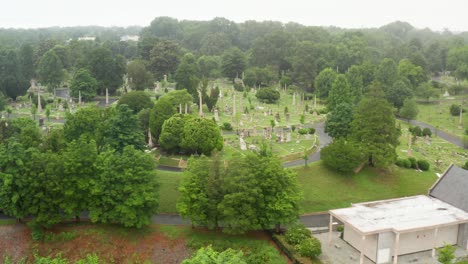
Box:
[2,0,467,31]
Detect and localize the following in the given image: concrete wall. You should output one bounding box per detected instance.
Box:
[398,225,458,255]
[376,232,395,264]
[343,223,378,262]
[458,223,468,250]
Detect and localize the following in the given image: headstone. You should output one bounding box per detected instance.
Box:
[459,105,463,129]
[214,109,220,122]
[292,92,296,106]
[148,129,153,147]
[185,103,188,114]
[164,74,167,82]
[198,91,204,117]
[78,90,82,105]
[37,91,42,113]
[239,137,247,150]
[179,104,182,114]
[286,132,291,142]
[106,88,109,105]
[443,90,450,97]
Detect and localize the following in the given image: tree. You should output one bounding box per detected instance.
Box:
[181,117,223,155]
[204,85,220,112]
[38,49,64,90]
[221,48,247,82]
[149,96,175,141]
[159,114,191,154]
[386,79,413,110]
[175,53,200,97]
[351,86,400,167]
[447,45,468,80]
[19,44,35,80]
[178,155,225,229]
[327,74,352,111]
[118,91,154,114]
[416,82,439,102]
[321,139,366,173]
[345,65,364,104]
[90,146,159,228]
[375,58,398,91]
[149,39,182,80]
[314,68,337,99]
[70,68,98,101]
[255,88,280,104]
[325,103,354,139]
[63,107,104,143]
[295,237,322,259]
[400,98,419,121]
[182,246,246,264]
[291,41,319,90]
[437,244,456,264]
[101,104,145,152]
[88,47,125,95]
[0,49,29,99]
[127,60,154,90]
[197,55,221,78]
[398,59,427,88]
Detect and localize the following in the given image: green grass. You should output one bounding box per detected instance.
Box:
[415,95,467,138]
[295,161,438,213]
[158,170,184,213]
[0,219,16,225]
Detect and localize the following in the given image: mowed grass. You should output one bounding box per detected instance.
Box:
[295,161,438,213]
[158,170,184,213]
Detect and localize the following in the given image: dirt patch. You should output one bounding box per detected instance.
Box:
[0,223,31,263]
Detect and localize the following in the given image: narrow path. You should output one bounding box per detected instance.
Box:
[397,117,465,148]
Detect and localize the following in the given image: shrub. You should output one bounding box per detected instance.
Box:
[438,244,456,264]
[285,223,311,245]
[396,158,408,168]
[321,139,366,173]
[27,221,45,241]
[450,104,465,116]
[298,128,308,135]
[318,108,328,115]
[463,161,468,170]
[233,83,244,92]
[422,128,432,137]
[221,122,233,131]
[308,128,316,134]
[255,88,280,104]
[410,126,422,137]
[408,157,417,169]
[291,125,296,132]
[118,91,154,113]
[295,237,322,259]
[417,159,430,171]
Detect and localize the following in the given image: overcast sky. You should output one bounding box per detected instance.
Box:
[1,0,467,32]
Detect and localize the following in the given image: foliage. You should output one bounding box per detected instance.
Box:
[315,68,337,99]
[351,86,400,167]
[321,139,366,173]
[63,107,103,143]
[399,98,418,120]
[463,160,468,170]
[221,122,233,131]
[159,114,192,154]
[417,159,430,171]
[38,49,64,89]
[438,244,456,264]
[180,117,223,155]
[182,246,246,264]
[88,47,126,95]
[325,102,354,139]
[450,104,465,116]
[175,53,200,97]
[386,79,413,110]
[127,60,154,90]
[408,157,417,169]
[410,126,423,137]
[285,223,311,245]
[422,127,432,137]
[297,128,307,135]
[118,91,154,113]
[221,47,247,81]
[0,48,29,99]
[150,96,175,141]
[149,39,182,80]
[89,146,159,228]
[255,87,280,104]
[70,68,98,101]
[328,74,352,111]
[395,158,412,168]
[294,237,322,259]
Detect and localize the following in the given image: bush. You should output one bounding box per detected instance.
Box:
[318,108,328,115]
[410,126,422,137]
[27,221,45,241]
[308,128,316,134]
[118,91,154,113]
[417,159,430,171]
[422,128,432,137]
[291,125,296,132]
[221,122,233,131]
[450,104,465,116]
[408,157,417,169]
[255,88,280,104]
[294,237,322,259]
[462,161,468,170]
[233,83,244,92]
[438,244,456,264]
[297,128,307,135]
[396,158,411,168]
[321,139,366,173]
[285,223,311,245]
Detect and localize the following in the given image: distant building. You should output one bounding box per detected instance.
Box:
[78,36,96,41]
[328,165,468,264]
[120,35,140,42]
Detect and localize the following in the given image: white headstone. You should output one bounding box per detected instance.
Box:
[239,137,247,150]
[214,109,220,122]
[286,132,291,142]
[106,88,109,105]
[37,91,42,113]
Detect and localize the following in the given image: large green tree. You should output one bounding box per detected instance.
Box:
[88,47,125,95]
[314,68,337,99]
[375,58,398,91]
[351,86,400,167]
[149,39,182,80]
[325,103,354,139]
[327,74,352,111]
[175,53,200,97]
[149,96,176,141]
[159,114,191,154]
[386,79,413,110]
[38,49,64,90]
[70,68,98,101]
[221,48,247,82]
[118,91,154,114]
[321,138,366,173]
[127,60,154,90]
[181,117,223,155]
[0,48,29,99]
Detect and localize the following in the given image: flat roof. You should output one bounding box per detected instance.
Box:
[330,195,468,235]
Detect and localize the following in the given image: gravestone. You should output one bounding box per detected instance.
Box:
[37,91,42,113]
[292,92,296,106]
[239,137,247,150]
[106,88,109,105]
[253,128,257,137]
[214,109,220,122]
[286,132,291,142]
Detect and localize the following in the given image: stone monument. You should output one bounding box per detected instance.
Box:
[214,109,220,122]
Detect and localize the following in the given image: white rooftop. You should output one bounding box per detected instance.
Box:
[330,195,468,235]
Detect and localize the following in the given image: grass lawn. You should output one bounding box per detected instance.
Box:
[295,161,438,213]
[158,170,184,213]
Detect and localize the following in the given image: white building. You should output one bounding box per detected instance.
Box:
[328,165,468,264]
[120,35,140,42]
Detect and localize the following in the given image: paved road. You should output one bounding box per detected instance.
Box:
[283,122,332,167]
[397,117,465,148]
